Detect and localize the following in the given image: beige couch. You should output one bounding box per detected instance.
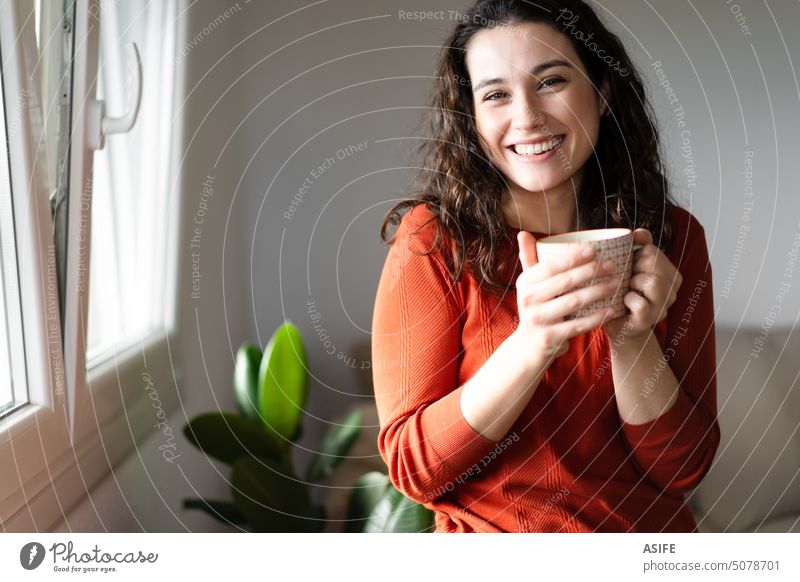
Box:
[688,328,800,532]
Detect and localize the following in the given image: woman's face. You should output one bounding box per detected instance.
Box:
[466,21,609,201]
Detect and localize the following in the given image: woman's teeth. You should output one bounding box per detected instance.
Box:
[512,136,563,155]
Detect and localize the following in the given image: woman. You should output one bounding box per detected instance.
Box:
[371,0,719,532]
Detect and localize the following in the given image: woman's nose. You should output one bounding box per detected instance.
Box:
[511,95,545,129]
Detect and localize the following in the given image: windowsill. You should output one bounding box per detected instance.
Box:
[0,401,25,423]
[0,329,181,531]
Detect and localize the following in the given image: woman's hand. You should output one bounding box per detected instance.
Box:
[515,231,619,364]
[602,228,683,341]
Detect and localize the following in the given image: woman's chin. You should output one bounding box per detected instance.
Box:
[506,177,560,195]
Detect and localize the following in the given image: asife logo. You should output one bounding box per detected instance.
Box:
[20,542,46,570]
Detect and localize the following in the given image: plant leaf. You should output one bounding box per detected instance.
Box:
[233,343,262,421]
[257,322,308,442]
[183,498,247,527]
[231,455,318,532]
[305,408,363,483]
[344,471,391,533]
[363,486,435,533]
[183,412,286,465]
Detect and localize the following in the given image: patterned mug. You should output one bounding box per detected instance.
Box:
[536,228,642,320]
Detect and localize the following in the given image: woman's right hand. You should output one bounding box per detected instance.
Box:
[515,231,619,363]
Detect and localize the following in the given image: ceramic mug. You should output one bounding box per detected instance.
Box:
[536,228,642,320]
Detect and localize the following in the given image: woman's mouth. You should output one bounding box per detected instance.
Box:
[509,136,564,156]
[507,135,565,162]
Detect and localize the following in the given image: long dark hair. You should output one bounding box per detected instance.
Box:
[380,0,676,297]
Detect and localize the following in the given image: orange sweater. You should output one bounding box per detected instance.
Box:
[371,203,720,532]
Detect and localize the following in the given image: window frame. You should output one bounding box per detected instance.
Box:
[0,31,28,419]
[0,0,185,531]
[0,0,72,527]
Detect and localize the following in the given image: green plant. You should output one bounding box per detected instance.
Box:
[182,321,434,532]
[345,472,435,533]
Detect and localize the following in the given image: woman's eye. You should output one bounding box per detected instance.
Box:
[540,77,564,89]
[482,90,508,102]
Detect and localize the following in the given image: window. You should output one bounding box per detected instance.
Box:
[87,0,178,360]
[0,0,71,530]
[0,67,28,417]
[61,0,182,446]
[1,0,182,531]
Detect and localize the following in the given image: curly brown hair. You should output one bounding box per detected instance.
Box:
[380,0,676,297]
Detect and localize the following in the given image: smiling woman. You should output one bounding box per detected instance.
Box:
[467,21,609,235]
[372,0,719,533]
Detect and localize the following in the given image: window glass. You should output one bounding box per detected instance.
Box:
[0,37,28,416]
[87,0,177,360]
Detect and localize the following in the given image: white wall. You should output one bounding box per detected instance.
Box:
[55,0,799,531]
[607,0,800,330]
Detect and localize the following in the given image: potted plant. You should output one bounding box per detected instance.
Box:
[182,321,433,532]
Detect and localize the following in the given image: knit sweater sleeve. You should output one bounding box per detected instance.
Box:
[371,208,498,504]
[620,212,721,497]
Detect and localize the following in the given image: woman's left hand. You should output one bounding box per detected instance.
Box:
[602,229,683,340]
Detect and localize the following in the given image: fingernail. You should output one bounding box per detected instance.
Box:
[581,246,594,258]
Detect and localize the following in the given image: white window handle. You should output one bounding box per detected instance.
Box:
[87,42,142,150]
